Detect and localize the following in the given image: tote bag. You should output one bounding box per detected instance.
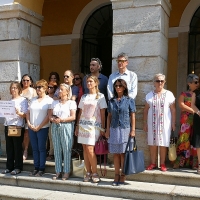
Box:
[168,131,177,161]
[123,137,145,175]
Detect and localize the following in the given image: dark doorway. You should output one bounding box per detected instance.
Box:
[188,6,200,75]
[81,4,112,77]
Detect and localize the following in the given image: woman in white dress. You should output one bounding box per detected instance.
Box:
[143,73,176,171]
[20,74,37,160]
[75,75,107,183]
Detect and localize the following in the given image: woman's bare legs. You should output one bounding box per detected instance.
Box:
[160,146,167,165]
[113,154,120,182]
[149,145,158,164]
[23,129,29,160]
[119,153,126,183]
[82,144,91,173]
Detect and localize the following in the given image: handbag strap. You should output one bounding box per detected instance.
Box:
[125,136,137,152]
[71,149,81,161]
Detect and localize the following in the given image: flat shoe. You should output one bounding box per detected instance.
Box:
[92,173,100,183]
[146,163,157,170]
[160,164,167,172]
[62,173,69,180]
[83,172,91,182]
[35,171,45,177]
[53,173,62,180]
[29,170,38,176]
[10,169,21,175]
[1,169,11,174]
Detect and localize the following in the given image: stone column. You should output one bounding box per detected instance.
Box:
[0,4,43,155]
[110,0,171,165]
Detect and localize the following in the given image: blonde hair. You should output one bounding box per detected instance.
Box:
[86,75,100,99]
[36,79,48,91]
[10,82,22,95]
[153,73,166,82]
[60,83,72,100]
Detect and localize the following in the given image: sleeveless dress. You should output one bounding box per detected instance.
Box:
[173,92,198,169]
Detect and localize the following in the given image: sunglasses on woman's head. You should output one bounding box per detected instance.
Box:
[155,80,165,83]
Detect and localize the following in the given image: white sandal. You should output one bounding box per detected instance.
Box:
[92,173,100,183]
[83,172,91,182]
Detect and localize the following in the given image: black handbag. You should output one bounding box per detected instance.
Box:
[123,136,145,175]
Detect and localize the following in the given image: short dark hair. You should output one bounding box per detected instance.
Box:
[91,58,102,71]
[113,79,129,98]
[20,74,34,88]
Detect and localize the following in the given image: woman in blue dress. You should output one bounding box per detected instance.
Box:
[105,79,136,186]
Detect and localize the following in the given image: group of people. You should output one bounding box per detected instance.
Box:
[1,52,200,187]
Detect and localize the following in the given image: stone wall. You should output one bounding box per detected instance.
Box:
[0,4,43,155]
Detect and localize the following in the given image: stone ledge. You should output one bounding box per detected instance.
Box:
[0,4,43,27]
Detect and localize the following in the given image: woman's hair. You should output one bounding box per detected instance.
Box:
[20,74,34,88]
[153,73,166,82]
[48,72,60,85]
[36,79,48,91]
[86,75,100,99]
[187,74,199,83]
[48,81,58,91]
[10,82,22,95]
[112,79,128,98]
[60,83,72,100]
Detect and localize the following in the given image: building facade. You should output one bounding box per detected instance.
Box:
[0,0,199,164]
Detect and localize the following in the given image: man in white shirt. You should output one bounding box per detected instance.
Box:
[107,52,138,100]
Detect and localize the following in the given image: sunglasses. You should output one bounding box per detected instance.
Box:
[36,86,44,89]
[64,75,70,79]
[155,80,165,83]
[48,86,54,89]
[114,84,123,88]
[116,60,127,63]
[194,81,199,84]
[74,78,81,81]
[23,79,30,82]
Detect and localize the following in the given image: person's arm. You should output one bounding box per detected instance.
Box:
[170,103,176,131]
[105,112,111,139]
[26,110,33,130]
[178,93,194,114]
[129,73,138,99]
[107,75,113,100]
[191,93,200,116]
[60,109,76,122]
[143,102,150,132]
[74,109,82,136]
[130,112,136,137]
[100,108,106,135]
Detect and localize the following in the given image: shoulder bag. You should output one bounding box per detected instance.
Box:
[123,136,145,175]
[8,126,21,137]
[168,131,177,161]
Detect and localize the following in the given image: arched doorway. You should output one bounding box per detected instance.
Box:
[188,6,200,75]
[81,4,112,77]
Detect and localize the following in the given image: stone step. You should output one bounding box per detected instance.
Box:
[0,170,200,200]
[0,185,128,200]
[0,157,199,188]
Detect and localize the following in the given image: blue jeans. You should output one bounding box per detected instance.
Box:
[28,127,49,171]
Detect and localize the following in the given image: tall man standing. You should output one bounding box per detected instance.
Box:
[107,53,138,100]
[83,58,108,99]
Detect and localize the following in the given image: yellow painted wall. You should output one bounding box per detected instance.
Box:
[40,45,71,81]
[14,0,44,15]
[41,0,91,36]
[169,0,190,27]
[167,38,178,95]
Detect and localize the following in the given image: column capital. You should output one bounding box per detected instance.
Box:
[0,4,43,27]
[111,0,171,16]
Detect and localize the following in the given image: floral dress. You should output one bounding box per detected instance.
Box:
[174,92,198,169]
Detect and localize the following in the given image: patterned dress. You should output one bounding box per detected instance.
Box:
[146,90,175,147]
[174,92,198,168]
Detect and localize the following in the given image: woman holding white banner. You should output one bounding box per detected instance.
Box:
[2,82,28,175]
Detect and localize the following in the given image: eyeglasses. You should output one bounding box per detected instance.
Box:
[74,78,81,81]
[155,80,165,83]
[116,60,127,63]
[194,81,199,84]
[64,75,70,79]
[48,86,54,89]
[114,84,123,88]
[23,79,30,82]
[36,86,44,89]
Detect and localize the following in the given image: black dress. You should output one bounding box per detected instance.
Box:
[192,89,200,148]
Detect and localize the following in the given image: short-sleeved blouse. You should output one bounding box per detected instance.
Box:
[5,96,28,127]
[29,95,53,128]
[51,100,77,118]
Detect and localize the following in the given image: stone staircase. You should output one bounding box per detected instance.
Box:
[0,157,200,200]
